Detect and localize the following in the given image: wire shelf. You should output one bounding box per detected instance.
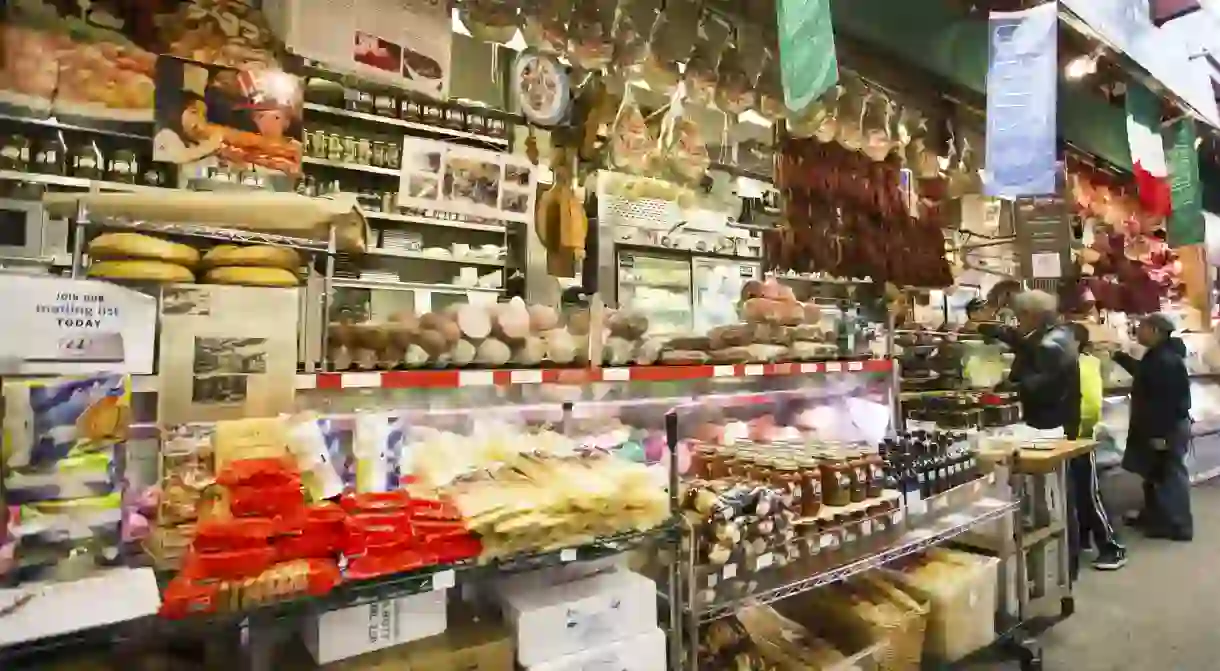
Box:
[696,496,1019,622]
[81,217,332,252]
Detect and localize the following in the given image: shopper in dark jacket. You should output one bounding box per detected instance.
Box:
[1115,313,1193,541]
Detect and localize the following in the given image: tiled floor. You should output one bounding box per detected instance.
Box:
[964,472,1219,670]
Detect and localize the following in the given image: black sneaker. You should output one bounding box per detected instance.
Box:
[1092,545,1127,571]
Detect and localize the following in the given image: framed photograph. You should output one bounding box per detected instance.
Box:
[397,138,537,224]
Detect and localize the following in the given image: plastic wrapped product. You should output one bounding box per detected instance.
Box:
[714,28,757,115]
[522,0,573,54]
[610,0,660,72]
[3,374,130,470]
[352,412,405,493]
[683,14,730,105]
[285,416,346,501]
[661,87,711,185]
[755,47,785,121]
[639,0,699,91]
[567,0,617,69]
[459,0,522,44]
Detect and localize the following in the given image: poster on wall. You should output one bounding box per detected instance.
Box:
[397,137,537,224]
[157,284,298,425]
[984,3,1058,198]
[776,0,839,113]
[263,0,451,98]
[0,0,281,130]
[153,56,304,179]
[1164,117,1205,247]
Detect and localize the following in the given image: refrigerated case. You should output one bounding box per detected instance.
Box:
[616,249,693,335]
[692,255,759,334]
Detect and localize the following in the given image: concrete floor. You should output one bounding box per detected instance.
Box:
[966,472,1220,671]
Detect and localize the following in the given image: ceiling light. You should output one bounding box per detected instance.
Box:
[1064,53,1099,80]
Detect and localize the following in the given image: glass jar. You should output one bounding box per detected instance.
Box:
[373,92,397,118]
[106,149,138,183]
[371,141,387,168]
[0,134,30,171]
[691,443,717,479]
[818,453,852,507]
[863,449,885,499]
[796,454,822,518]
[772,459,802,513]
[32,136,65,175]
[401,99,424,122]
[355,137,372,166]
[846,449,869,503]
[326,133,345,162]
[341,136,359,164]
[442,105,465,131]
[706,448,730,480]
[385,143,400,169]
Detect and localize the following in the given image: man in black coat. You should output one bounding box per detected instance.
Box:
[1115,313,1193,541]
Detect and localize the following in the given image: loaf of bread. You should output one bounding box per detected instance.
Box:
[87,260,195,283]
[88,232,200,268]
[202,245,301,271]
[202,266,300,287]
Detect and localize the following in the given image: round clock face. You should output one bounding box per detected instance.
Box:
[512,51,569,127]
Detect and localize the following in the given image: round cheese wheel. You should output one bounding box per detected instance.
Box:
[87,260,195,283]
[88,233,200,268]
[201,245,301,271]
[203,266,300,287]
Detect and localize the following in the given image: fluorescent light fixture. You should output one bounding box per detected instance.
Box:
[450,8,472,37]
[1065,53,1099,80]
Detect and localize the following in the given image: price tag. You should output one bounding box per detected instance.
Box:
[431,569,456,591]
[560,548,578,562]
[844,531,858,543]
[756,553,774,570]
[825,362,843,373]
[723,564,738,580]
[707,573,719,588]
[861,520,873,536]
[891,510,905,525]
[820,534,836,549]
[848,361,864,371]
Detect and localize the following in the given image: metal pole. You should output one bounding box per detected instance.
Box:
[320,225,336,371]
[664,410,688,671]
[70,198,88,279]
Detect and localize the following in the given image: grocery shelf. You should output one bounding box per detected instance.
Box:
[696,494,1020,622]
[0,523,676,664]
[296,358,895,390]
[302,155,401,176]
[80,217,331,251]
[303,103,511,146]
[365,248,505,266]
[364,210,507,232]
[331,277,502,294]
[0,169,170,193]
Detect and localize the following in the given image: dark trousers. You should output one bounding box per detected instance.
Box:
[1065,422,1118,578]
[1141,422,1194,538]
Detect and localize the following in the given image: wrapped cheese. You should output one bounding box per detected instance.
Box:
[714,32,756,115]
[638,0,698,91]
[610,0,659,71]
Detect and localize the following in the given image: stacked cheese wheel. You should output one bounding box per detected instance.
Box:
[84,232,301,287]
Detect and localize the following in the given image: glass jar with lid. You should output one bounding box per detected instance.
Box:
[795,452,822,517]
[691,442,717,479]
[771,459,802,512]
[107,149,138,183]
[818,452,852,507]
[845,448,869,503]
[0,134,30,171]
[861,447,885,499]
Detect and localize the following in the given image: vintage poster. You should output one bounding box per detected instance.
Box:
[263,0,451,98]
[397,137,536,224]
[153,55,303,178]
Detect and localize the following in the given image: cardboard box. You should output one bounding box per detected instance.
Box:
[402,618,514,671]
[495,569,657,667]
[302,589,448,664]
[525,627,666,671]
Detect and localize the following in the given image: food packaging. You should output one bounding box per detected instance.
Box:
[181,546,277,580]
[192,517,276,553]
[684,15,730,105]
[567,0,617,69]
[609,87,658,175]
[521,0,572,53]
[638,0,699,91]
[611,0,660,72]
[285,415,346,501]
[459,0,522,44]
[228,481,304,518]
[714,27,759,115]
[352,411,405,493]
[3,374,130,469]
[756,48,785,121]
[661,86,711,185]
[216,457,298,488]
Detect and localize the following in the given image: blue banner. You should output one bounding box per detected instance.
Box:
[984,4,1058,198]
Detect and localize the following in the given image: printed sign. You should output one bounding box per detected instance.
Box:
[0,276,157,375]
[776,0,839,112]
[1165,117,1205,247]
[984,4,1058,198]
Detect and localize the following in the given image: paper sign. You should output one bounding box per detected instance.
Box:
[431,569,456,590]
[0,276,157,375]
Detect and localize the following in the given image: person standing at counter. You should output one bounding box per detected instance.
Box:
[1114,313,1193,542]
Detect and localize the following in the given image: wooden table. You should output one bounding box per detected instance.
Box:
[981,439,1099,474]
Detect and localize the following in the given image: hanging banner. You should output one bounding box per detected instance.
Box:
[776,0,839,112]
[984,4,1059,198]
[1126,81,1172,218]
[1164,117,1205,246]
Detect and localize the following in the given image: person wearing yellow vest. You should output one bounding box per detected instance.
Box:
[1068,323,1125,570]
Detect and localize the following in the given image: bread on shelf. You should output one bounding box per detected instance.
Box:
[202,266,300,287]
[87,259,195,283]
[201,245,301,271]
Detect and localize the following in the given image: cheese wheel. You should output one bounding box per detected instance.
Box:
[203,266,300,287]
[202,245,301,271]
[88,233,200,268]
[87,260,195,283]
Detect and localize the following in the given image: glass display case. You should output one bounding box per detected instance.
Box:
[617,250,692,335]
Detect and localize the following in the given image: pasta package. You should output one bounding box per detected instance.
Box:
[609,87,658,175]
[3,374,130,470]
[285,415,347,501]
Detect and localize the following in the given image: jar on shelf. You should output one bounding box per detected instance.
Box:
[373,92,398,118]
[862,448,885,499]
[106,149,138,184]
[370,141,388,168]
[442,105,465,131]
[341,136,359,164]
[0,134,30,171]
[326,133,345,162]
[844,449,868,503]
[355,137,372,166]
[818,453,852,507]
[771,459,802,513]
[402,99,424,122]
[796,453,822,518]
[32,136,65,175]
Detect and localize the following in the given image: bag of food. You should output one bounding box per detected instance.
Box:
[638,0,700,91]
[756,47,785,121]
[521,0,572,54]
[568,0,617,70]
[611,0,660,72]
[661,85,710,185]
[684,14,730,105]
[714,27,757,115]
[459,0,522,45]
[609,87,658,175]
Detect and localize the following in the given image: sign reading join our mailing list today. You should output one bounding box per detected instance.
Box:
[0,276,157,375]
